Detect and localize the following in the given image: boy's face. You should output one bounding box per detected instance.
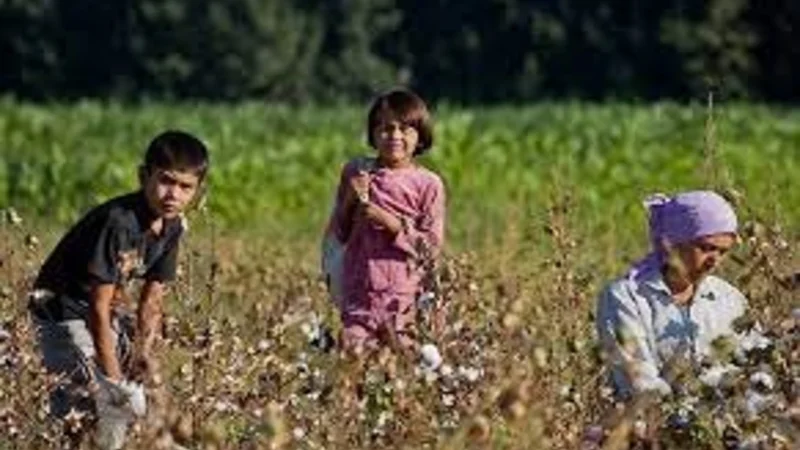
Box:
[142,167,201,219]
[372,116,419,167]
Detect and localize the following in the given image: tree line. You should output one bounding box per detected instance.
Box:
[1,0,798,104]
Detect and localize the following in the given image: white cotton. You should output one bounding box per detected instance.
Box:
[458,365,481,382]
[749,371,775,391]
[417,291,436,310]
[738,329,772,353]
[744,389,773,419]
[699,364,740,387]
[419,343,442,372]
[440,364,453,378]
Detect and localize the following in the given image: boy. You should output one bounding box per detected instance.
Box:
[29,130,209,447]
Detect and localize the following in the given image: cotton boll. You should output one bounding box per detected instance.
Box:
[667,408,693,430]
[699,364,740,387]
[744,389,773,419]
[417,291,436,310]
[749,371,775,391]
[440,364,453,378]
[458,366,481,383]
[420,344,442,372]
[738,330,772,352]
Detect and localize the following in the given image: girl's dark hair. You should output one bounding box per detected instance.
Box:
[367,88,433,156]
[144,130,209,179]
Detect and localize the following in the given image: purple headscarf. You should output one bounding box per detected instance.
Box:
[628,190,738,281]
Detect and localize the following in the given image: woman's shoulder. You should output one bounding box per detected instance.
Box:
[701,274,748,306]
[597,275,640,307]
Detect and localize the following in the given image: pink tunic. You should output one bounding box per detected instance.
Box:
[329,158,446,349]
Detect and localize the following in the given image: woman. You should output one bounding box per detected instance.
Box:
[596,190,747,399]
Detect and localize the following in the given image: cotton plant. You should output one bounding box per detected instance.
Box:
[585,305,799,449]
[662,308,797,446]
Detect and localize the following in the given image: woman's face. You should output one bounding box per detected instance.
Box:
[673,233,737,282]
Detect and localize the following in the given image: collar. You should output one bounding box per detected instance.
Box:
[133,190,159,230]
[133,191,181,237]
[637,268,718,303]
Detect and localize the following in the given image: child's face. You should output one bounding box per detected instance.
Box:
[372,117,419,167]
[142,167,201,219]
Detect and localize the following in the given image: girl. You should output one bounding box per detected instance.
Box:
[323,88,446,353]
[595,190,748,399]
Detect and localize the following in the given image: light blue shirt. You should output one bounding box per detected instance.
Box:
[595,269,747,399]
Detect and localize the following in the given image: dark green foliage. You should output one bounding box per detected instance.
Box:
[0,0,798,103]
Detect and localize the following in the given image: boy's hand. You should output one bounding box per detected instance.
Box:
[130,353,159,384]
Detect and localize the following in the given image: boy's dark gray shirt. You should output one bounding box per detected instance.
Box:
[32,191,183,321]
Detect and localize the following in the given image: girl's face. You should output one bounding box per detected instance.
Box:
[372,117,419,168]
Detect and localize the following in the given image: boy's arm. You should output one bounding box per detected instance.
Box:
[138,280,164,357]
[135,280,164,374]
[88,283,123,381]
[137,229,180,378]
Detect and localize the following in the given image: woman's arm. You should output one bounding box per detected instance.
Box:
[596,283,672,399]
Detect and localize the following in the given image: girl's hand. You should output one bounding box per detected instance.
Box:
[349,170,371,205]
[363,202,404,235]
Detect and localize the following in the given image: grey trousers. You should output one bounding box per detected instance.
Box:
[33,314,132,419]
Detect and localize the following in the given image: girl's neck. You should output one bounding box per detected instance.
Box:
[377,157,414,170]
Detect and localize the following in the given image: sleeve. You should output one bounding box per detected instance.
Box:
[595,283,672,399]
[329,161,357,243]
[145,230,182,282]
[391,175,446,259]
[86,216,129,285]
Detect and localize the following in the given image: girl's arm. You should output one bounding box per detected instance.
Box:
[329,163,362,243]
[366,176,446,259]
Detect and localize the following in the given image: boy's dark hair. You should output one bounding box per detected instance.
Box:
[144,130,210,179]
[367,88,433,156]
